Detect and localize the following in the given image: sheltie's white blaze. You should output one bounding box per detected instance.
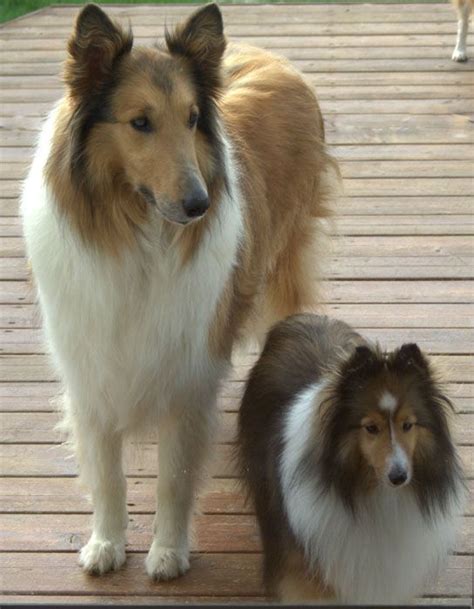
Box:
[279,382,464,604]
[379,391,397,413]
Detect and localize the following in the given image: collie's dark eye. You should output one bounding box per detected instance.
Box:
[131,117,152,133]
[188,109,199,129]
[403,421,413,432]
[365,424,379,435]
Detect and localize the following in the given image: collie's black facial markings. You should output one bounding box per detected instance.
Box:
[165,3,227,187]
[138,185,157,206]
[69,77,122,185]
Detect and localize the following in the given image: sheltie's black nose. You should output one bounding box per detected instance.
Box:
[182,187,209,219]
[389,468,408,486]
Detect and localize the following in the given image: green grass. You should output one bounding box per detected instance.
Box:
[0,0,446,25]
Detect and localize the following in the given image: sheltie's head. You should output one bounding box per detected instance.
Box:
[317,343,464,517]
[48,3,227,250]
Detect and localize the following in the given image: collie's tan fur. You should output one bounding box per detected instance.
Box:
[46,7,338,357]
[29,3,339,580]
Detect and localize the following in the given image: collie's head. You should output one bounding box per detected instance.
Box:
[316,343,464,517]
[47,3,227,250]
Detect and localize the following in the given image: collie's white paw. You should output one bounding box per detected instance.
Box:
[79,537,126,575]
[452,48,468,62]
[145,544,190,581]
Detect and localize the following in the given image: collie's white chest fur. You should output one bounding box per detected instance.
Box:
[280,383,463,603]
[21,109,243,431]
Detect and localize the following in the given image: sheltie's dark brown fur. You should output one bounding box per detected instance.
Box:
[238,314,465,601]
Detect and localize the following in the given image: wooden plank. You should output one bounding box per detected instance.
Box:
[2,144,474,165]
[1,327,472,356]
[4,195,474,218]
[0,380,470,413]
[0,552,470,597]
[0,279,471,306]
[5,85,474,103]
[4,159,474,181]
[1,476,472,516]
[0,596,265,604]
[4,59,471,77]
[0,72,470,90]
[341,161,474,179]
[0,281,35,304]
[2,236,473,258]
[332,146,474,162]
[1,512,472,555]
[336,215,474,236]
[1,303,472,330]
[0,477,249,515]
[1,411,472,446]
[344,178,474,197]
[0,512,262,553]
[4,5,460,26]
[0,382,470,411]
[1,442,471,478]
[0,443,238,478]
[339,198,474,215]
[0,381,244,414]
[3,47,474,66]
[2,255,472,282]
[0,35,468,54]
[2,115,472,148]
[0,207,474,230]
[2,22,470,39]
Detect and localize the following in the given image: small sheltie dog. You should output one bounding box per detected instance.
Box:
[21,3,337,580]
[238,314,465,603]
[452,0,472,61]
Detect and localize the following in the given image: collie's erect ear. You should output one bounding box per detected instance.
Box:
[166,3,226,92]
[65,3,133,98]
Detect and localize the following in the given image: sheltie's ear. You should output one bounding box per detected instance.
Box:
[344,345,379,376]
[65,3,133,98]
[166,3,226,95]
[393,343,428,372]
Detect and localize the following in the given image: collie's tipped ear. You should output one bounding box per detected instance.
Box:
[65,3,133,98]
[166,3,226,89]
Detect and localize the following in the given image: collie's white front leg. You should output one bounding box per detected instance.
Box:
[73,419,128,574]
[146,396,216,581]
[452,1,471,61]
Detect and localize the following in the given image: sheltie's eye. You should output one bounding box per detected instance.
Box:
[130,117,152,133]
[188,109,199,129]
[365,424,380,435]
[402,421,413,432]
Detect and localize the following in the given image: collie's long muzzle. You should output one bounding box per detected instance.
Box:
[139,179,209,226]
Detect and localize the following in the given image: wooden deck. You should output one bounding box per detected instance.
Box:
[0,2,473,605]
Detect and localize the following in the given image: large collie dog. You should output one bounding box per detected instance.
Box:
[238,314,465,603]
[21,3,337,579]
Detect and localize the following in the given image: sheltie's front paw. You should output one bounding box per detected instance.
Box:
[79,537,126,575]
[145,543,190,581]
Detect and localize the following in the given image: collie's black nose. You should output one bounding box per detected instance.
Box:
[388,469,408,486]
[182,187,209,219]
